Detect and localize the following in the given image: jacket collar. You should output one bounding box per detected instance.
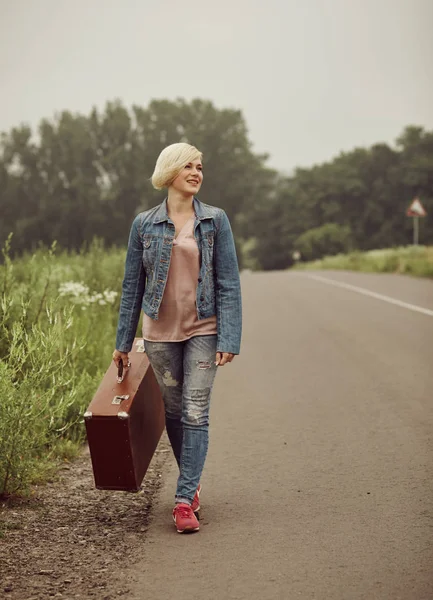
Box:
[153,197,213,224]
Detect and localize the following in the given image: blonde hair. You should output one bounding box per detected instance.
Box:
[151,143,203,190]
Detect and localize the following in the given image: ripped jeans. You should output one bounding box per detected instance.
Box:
[143,335,218,505]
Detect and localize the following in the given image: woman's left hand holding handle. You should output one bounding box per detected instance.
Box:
[112,349,130,368]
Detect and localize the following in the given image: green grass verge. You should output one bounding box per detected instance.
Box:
[0,237,128,498]
[294,246,433,278]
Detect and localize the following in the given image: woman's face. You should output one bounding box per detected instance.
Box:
[171,158,203,196]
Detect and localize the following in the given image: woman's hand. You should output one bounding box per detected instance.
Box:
[215,352,235,366]
[112,349,130,368]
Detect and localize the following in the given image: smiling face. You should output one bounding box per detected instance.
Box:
[170,158,203,196]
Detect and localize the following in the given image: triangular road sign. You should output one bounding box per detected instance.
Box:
[406,197,427,217]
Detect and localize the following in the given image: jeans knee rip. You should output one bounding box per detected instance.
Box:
[184,388,210,426]
[190,388,210,401]
[196,359,212,370]
[184,410,209,427]
[162,370,179,387]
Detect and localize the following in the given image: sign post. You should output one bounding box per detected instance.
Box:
[406,198,427,245]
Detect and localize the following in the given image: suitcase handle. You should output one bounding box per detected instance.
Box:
[117,360,131,384]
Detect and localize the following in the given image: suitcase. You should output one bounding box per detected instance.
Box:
[84,338,165,491]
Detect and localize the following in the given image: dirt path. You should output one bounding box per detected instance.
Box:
[0,437,170,599]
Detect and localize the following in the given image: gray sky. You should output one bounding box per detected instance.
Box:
[1,0,432,171]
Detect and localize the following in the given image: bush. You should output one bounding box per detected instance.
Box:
[294,223,353,262]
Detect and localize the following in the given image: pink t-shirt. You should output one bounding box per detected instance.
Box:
[142,216,218,342]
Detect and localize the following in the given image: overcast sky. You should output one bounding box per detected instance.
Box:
[1,0,432,171]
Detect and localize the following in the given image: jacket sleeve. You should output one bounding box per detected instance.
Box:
[214,210,242,355]
[115,215,146,353]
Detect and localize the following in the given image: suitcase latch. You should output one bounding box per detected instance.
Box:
[112,394,130,405]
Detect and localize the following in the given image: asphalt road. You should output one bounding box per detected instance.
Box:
[126,270,433,600]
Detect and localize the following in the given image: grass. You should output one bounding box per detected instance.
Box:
[0,236,129,498]
[294,245,433,278]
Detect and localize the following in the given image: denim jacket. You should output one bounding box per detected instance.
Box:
[115,197,242,355]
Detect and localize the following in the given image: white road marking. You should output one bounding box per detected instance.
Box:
[302,273,433,317]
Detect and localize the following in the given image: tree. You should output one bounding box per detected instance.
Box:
[0,99,272,262]
[1,111,432,267]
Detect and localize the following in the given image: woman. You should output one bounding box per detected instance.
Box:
[112,142,242,533]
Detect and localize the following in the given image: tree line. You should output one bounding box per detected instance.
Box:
[1,98,432,269]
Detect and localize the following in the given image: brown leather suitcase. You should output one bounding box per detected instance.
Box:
[84,338,165,491]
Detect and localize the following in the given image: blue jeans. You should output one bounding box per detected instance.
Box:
[144,335,218,505]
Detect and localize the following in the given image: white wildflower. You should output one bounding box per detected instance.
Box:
[58,281,118,308]
[58,281,89,299]
[103,290,118,304]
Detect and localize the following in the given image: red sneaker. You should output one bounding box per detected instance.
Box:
[191,484,201,513]
[172,503,200,533]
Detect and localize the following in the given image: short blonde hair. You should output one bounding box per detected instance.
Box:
[151,143,203,190]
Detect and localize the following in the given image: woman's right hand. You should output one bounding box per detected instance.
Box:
[112,349,130,368]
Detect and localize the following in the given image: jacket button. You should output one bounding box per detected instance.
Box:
[198,277,202,283]
[200,296,204,302]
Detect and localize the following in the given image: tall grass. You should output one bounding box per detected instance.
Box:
[0,237,127,497]
[294,246,433,278]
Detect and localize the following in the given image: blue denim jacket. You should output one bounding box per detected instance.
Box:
[115,198,242,355]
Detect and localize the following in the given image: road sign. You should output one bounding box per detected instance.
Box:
[406,197,427,245]
[406,197,427,217]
